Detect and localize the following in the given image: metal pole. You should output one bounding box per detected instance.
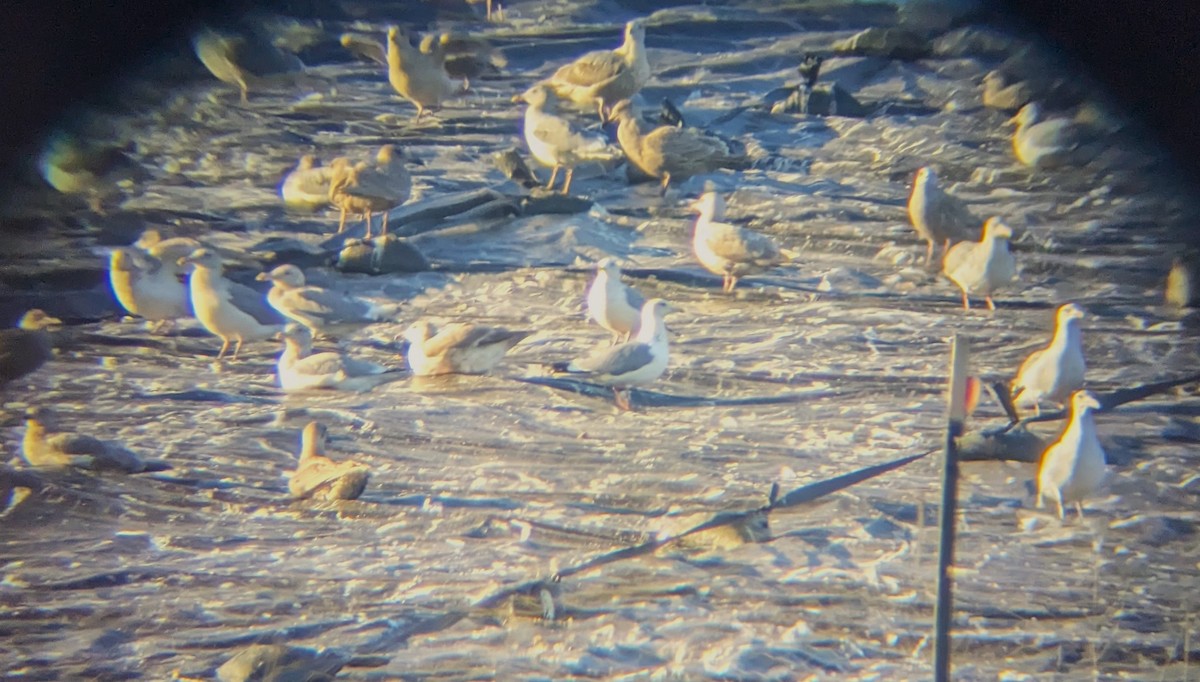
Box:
[934,335,969,681]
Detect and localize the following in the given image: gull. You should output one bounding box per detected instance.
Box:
[340,32,386,65]
[386,26,459,120]
[540,19,649,121]
[280,155,333,211]
[907,166,977,265]
[1166,252,1200,308]
[419,30,507,83]
[550,298,671,410]
[179,249,285,360]
[402,321,530,376]
[610,100,747,195]
[257,264,396,337]
[191,25,304,103]
[797,53,824,89]
[1036,390,1108,520]
[0,310,61,384]
[1012,303,1086,416]
[37,131,145,212]
[942,217,1017,310]
[982,70,1032,111]
[690,191,786,292]
[277,324,399,392]
[22,406,150,472]
[517,84,622,194]
[1007,102,1097,169]
[289,421,370,501]
[586,258,646,343]
[328,148,411,238]
[134,229,204,278]
[659,98,685,128]
[109,248,191,332]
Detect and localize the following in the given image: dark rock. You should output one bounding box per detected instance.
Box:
[336,235,429,275]
[247,236,333,269]
[771,83,871,117]
[520,193,594,216]
[832,27,929,60]
[216,643,348,682]
[932,26,1021,58]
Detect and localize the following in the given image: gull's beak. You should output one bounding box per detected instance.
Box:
[255,272,270,282]
[1004,113,1019,126]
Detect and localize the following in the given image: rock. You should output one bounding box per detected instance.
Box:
[247,236,333,269]
[932,26,1021,58]
[832,27,929,60]
[215,643,347,682]
[335,235,429,275]
[520,192,595,216]
[493,148,540,189]
[770,83,871,117]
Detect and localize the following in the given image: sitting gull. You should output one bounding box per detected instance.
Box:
[277,323,399,392]
[907,166,977,265]
[37,132,146,212]
[386,26,459,120]
[942,217,1016,311]
[1011,303,1086,416]
[402,321,530,376]
[1008,102,1097,169]
[1037,390,1108,520]
[280,155,334,212]
[22,406,150,472]
[257,264,396,337]
[690,190,786,292]
[586,258,646,344]
[0,310,61,384]
[517,84,622,195]
[180,249,285,360]
[610,100,747,196]
[289,421,370,501]
[539,19,649,121]
[109,248,191,332]
[982,70,1032,112]
[551,298,671,410]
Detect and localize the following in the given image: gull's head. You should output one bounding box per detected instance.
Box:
[642,298,674,322]
[625,19,647,42]
[1007,102,1041,128]
[17,309,62,331]
[608,100,635,123]
[981,217,1013,242]
[1071,390,1101,414]
[386,26,401,43]
[914,166,936,188]
[402,320,436,344]
[517,84,552,109]
[282,322,313,347]
[24,405,55,427]
[110,247,141,273]
[297,155,317,170]
[178,248,221,270]
[257,264,306,288]
[1056,302,1085,326]
[300,420,328,457]
[376,144,400,166]
[596,257,621,276]
[982,70,1006,89]
[135,228,163,250]
[689,191,723,220]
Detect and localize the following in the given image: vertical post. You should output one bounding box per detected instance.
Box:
[934,335,969,681]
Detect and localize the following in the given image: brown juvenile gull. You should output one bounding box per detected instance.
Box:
[420,30,507,83]
[1007,102,1097,169]
[907,166,977,265]
[942,216,1017,311]
[179,249,285,360]
[401,321,530,376]
[109,248,191,332]
[386,26,459,120]
[0,310,61,384]
[586,258,647,344]
[327,153,411,238]
[37,132,145,212]
[1037,390,1108,520]
[1011,303,1086,416]
[550,298,671,410]
[518,84,622,194]
[539,19,649,121]
[22,406,149,472]
[280,155,334,212]
[277,324,398,392]
[257,264,397,337]
[289,421,370,501]
[690,190,786,293]
[610,100,746,196]
[340,32,386,65]
[191,25,304,103]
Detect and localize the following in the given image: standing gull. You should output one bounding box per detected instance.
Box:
[386,26,459,120]
[180,249,285,360]
[690,191,786,292]
[277,324,398,392]
[191,25,304,103]
[328,151,411,238]
[586,258,646,343]
[289,422,370,501]
[1008,102,1096,169]
[551,298,672,410]
[257,264,396,337]
[109,248,192,331]
[402,321,530,376]
[280,155,333,212]
[907,166,977,265]
[518,84,622,194]
[0,310,61,384]
[22,407,150,472]
[1037,390,1108,520]
[610,100,746,195]
[134,229,204,277]
[1011,303,1086,416]
[942,217,1017,311]
[540,19,649,121]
